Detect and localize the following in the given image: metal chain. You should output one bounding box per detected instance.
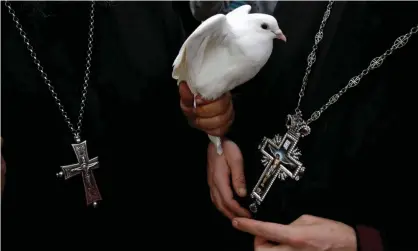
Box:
[295,0,418,125]
[4,0,96,141]
[295,1,335,117]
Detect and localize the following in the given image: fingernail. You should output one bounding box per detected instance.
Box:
[239,188,247,196]
[232,219,239,227]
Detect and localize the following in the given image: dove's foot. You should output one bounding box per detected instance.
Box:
[216,143,223,155]
[208,135,223,155]
[193,94,197,108]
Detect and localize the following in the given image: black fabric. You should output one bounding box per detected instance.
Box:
[173,1,201,36]
[224,1,418,250]
[2,2,212,249]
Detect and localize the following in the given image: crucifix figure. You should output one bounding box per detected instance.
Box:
[57,140,102,207]
[250,114,309,213]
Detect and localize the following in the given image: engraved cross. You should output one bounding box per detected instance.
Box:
[58,140,102,207]
[250,132,305,213]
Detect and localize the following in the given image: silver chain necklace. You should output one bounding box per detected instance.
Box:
[5,1,102,208]
[250,0,418,213]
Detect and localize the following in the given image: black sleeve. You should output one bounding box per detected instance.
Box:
[161,2,186,61]
[355,225,383,251]
[224,75,272,150]
[349,110,417,251]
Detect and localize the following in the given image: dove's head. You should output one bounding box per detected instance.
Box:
[248,14,286,42]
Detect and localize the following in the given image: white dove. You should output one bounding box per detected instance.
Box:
[172,4,286,155]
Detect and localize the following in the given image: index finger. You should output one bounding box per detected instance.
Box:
[232,218,294,244]
[214,167,251,218]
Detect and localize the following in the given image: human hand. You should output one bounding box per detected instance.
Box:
[233,215,357,251]
[178,81,234,137]
[207,139,251,219]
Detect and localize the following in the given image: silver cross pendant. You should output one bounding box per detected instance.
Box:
[57,138,102,207]
[249,114,310,213]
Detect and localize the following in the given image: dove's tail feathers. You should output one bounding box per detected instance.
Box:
[208,135,223,155]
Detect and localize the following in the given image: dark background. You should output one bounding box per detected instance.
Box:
[173,1,200,36]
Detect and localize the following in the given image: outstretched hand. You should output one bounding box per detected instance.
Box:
[233,215,357,251]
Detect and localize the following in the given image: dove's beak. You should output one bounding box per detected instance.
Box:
[275,30,287,42]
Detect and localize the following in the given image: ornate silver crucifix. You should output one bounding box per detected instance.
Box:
[249,114,310,213]
[57,138,102,207]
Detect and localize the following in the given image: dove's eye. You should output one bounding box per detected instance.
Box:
[261,23,268,30]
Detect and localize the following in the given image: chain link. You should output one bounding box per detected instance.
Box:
[294,0,418,125]
[295,1,335,117]
[4,0,96,140]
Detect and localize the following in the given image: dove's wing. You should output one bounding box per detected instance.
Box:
[226,4,251,19]
[172,14,228,93]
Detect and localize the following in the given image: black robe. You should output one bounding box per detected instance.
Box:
[2,2,211,249]
[221,1,418,250]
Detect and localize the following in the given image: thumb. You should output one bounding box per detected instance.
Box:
[224,140,246,197]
